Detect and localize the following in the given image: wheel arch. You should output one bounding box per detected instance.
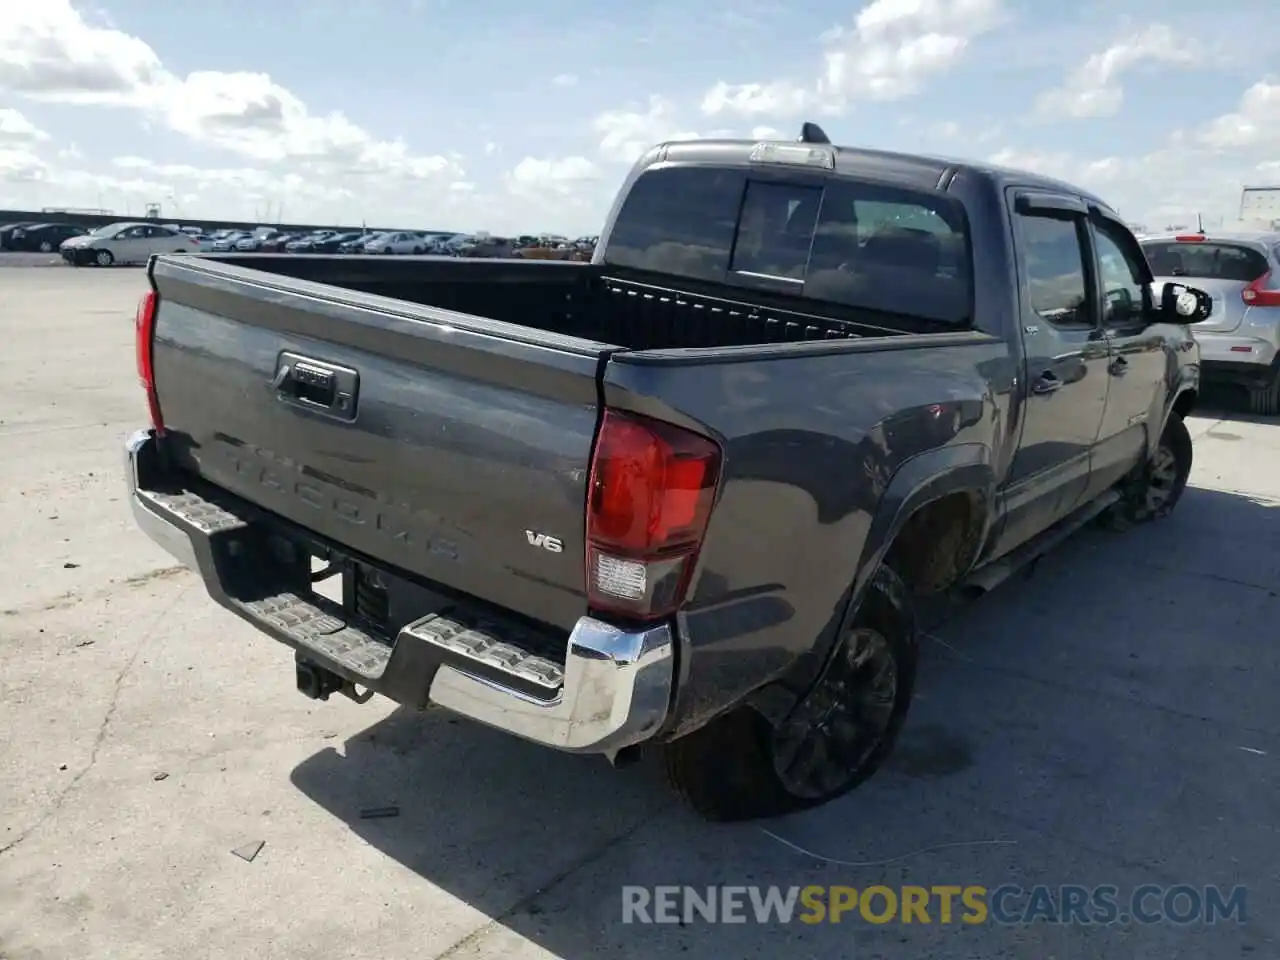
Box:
[1171,387,1198,422]
[854,443,998,598]
[737,444,997,729]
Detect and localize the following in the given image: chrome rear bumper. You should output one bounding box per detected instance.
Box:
[125,429,673,754]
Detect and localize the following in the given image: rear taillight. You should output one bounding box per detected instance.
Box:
[134,290,164,434]
[1242,271,1280,307]
[585,410,721,621]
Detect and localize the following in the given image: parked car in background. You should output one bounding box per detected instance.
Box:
[0,221,40,250]
[235,229,286,252]
[6,222,89,252]
[285,230,337,252]
[212,231,251,252]
[420,234,462,254]
[60,221,201,266]
[462,236,517,258]
[337,233,377,254]
[363,231,427,255]
[313,232,365,253]
[255,233,303,253]
[1141,230,1280,414]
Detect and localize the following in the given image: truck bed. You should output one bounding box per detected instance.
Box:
[142,251,972,646]
[203,254,933,349]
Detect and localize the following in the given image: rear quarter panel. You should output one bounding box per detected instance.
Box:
[602,334,1017,735]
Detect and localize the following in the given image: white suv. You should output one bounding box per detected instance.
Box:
[1142,231,1280,414]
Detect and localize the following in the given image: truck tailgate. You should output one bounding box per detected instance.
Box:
[148,255,612,632]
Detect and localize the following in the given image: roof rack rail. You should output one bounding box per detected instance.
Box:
[797,122,831,145]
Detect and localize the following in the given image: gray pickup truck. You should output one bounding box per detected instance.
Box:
[125,124,1211,821]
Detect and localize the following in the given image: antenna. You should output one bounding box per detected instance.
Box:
[797,121,831,145]
[1196,212,1204,233]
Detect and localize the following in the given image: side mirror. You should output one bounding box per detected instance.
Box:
[1158,282,1213,323]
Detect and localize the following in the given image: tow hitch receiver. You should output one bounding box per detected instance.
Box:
[296,656,344,700]
[295,655,375,704]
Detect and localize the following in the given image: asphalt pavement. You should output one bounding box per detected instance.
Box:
[0,261,1276,959]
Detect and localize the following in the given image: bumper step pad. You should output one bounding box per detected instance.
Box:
[402,615,565,695]
[239,592,392,680]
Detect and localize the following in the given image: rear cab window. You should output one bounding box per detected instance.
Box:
[603,165,973,327]
[1140,240,1270,283]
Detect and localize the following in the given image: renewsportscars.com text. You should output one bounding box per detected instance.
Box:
[621,884,1248,926]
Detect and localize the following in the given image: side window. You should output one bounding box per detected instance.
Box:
[805,180,972,325]
[729,181,820,281]
[1016,214,1092,328]
[603,166,745,282]
[1092,222,1148,327]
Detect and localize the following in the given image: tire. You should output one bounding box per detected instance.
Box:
[1099,412,1193,529]
[661,565,919,821]
[94,249,114,267]
[1248,370,1280,416]
[39,241,53,252]
[413,247,423,255]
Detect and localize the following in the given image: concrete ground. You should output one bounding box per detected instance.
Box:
[1,261,1276,959]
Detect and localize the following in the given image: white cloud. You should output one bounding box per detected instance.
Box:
[702,81,811,118]
[1199,80,1280,150]
[551,73,578,87]
[1034,24,1194,119]
[506,156,600,196]
[701,0,1006,118]
[0,107,50,143]
[0,1,460,180]
[985,78,1280,231]
[0,147,46,184]
[591,95,742,164]
[594,95,699,163]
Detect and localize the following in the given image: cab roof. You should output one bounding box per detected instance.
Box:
[653,123,1116,215]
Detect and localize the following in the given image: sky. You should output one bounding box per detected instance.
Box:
[1,0,1278,236]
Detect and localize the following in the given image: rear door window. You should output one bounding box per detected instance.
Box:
[603,164,972,326]
[1141,241,1269,282]
[803,180,971,325]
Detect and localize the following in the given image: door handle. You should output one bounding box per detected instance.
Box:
[272,352,359,421]
[1032,371,1062,395]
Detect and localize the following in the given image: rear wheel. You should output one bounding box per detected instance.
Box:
[94,249,114,267]
[662,565,918,821]
[1248,370,1280,416]
[39,240,53,252]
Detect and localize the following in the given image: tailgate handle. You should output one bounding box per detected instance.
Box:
[273,352,359,421]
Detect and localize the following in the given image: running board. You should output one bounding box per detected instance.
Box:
[960,490,1120,595]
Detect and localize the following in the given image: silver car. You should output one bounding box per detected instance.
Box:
[1141,231,1280,414]
[59,221,202,267]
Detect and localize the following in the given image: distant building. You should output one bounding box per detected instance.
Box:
[1239,185,1280,230]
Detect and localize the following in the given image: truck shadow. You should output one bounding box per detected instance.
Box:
[289,484,1277,958]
